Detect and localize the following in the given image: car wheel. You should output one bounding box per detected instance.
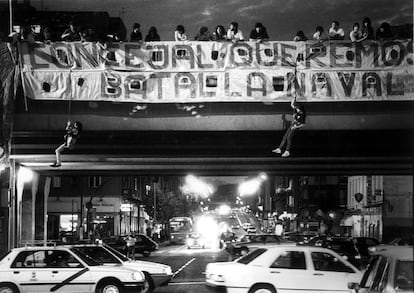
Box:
[142,251,151,257]
[248,284,276,293]
[141,272,155,293]
[0,283,19,293]
[96,281,121,293]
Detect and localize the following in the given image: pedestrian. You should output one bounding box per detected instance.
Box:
[272,96,306,157]
[125,234,136,260]
[293,30,308,41]
[312,26,327,41]
[174,25,188,41]
[130,23,142,42]
[249,22,269,42]
[194,26,212,41]
[145,26,161,42]
[349,22,363,42]
[212,25,226,41]
[361,17,375,41]
[226,22,244,42]
[51,121,83,167]
[328,20,345,40]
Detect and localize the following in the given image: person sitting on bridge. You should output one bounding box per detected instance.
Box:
[51,121,83,167]
[272,96,306,158]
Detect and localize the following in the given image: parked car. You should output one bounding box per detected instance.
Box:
[206,245,362,293]
[103,234,158,257]
[348,245,413,293]
[72,244,172,293]
[227,234,295,256]
[0,245,145,293]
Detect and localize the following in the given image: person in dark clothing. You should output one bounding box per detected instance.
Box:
[130,23,142,42]
[61,21,81,41]
[51,121,83,167]
[249,22,269,41]
[272,97,306,157]
[145,26,161,42]
[376,22,393,40]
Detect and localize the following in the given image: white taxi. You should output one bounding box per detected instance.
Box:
[0,246,145,293]
[348,245,413,293]
[205,245,362,293]
[72,244,172,293]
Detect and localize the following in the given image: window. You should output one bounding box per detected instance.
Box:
[237,248,267,265]
[271,251,306,269]
[311,252,355,273]
[47,250,81,268]
[76,247,120,264]
[52,176,61,188]
[12,251,47,268]
[88,176,102,188]
[394,260,414,290]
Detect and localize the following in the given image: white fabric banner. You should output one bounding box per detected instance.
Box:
[19,40,414,102]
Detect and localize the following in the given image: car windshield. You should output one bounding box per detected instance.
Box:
[70,248,100,266]
[360,255,386,288]
[395,260,414,290]
[104,245,129,261]
[237,248,267,264]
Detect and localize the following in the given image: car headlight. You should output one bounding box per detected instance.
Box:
[208,273,225,282]
[131,271,145,281]
[163,266,172,275]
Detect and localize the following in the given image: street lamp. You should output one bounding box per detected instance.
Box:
[182,175,214,198]
[238,173,267,197]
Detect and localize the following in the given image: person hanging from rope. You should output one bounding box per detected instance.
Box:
[51,121,83,167]
[272,96,306,158]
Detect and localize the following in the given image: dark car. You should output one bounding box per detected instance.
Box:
[353,237,380,256]
[307,236,364,269]
[227,234,294,256]
[104,234,159,257]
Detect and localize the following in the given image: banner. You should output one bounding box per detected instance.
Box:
[19,40,414,103]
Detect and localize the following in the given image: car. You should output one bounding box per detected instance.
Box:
[0,245,145,293]
[353,237,380,257]
[103,234,158,257]
[206,245,362,293]
[227,234,295,256]
[186,233,208,249]
[348,245,413,293]
[306,236,364,269]
[72,244,173,293]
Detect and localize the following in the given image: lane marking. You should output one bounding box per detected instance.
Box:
[172,257,196,279]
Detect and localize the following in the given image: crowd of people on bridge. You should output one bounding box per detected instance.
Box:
[3,14,408,44]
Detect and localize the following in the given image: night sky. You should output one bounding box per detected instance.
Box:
[30,0,413,41]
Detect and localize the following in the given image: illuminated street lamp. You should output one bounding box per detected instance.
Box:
[17,167,33,183]
[238,173,267,197]
[182,175,214,198]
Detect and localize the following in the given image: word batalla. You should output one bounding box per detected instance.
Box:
[19,40,414,102]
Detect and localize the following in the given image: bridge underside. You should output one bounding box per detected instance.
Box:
[11,129,413,176]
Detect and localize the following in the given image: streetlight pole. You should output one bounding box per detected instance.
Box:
[153,181,156,224]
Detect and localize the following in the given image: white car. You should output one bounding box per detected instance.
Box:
[72,244,173,293]
[206,245,362,293]
[348,245,413,293]
[0,246,145,293]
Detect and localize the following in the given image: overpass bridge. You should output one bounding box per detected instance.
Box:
[1,39,413,175]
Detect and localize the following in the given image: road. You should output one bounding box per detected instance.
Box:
[137,243,230,293]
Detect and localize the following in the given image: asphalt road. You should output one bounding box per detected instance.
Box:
[136,243,230,293]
